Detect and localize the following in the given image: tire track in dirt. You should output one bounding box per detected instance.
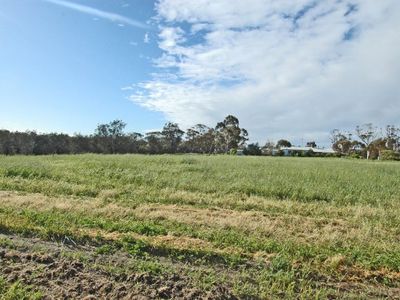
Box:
[0,234,237,300]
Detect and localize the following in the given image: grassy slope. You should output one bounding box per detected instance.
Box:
[0,154,399,299]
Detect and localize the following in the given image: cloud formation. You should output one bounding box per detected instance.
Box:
[131,0,400,144]
[44,0,149,29]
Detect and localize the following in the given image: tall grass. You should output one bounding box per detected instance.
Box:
[0,154,399,206]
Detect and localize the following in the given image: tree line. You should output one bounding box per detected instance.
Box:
[1,118,399,160]
[242,123,399,160]
[329,123,400,160]
[0,115,248,155]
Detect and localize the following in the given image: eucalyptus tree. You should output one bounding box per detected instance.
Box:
[276,139,292,148]
[161,122,184,153]
[145,131,164,154]
[355,123,378,159]
[185,124,214,153]
[94,119,127,154]
[214,115,248,153]
[385,125,400,151]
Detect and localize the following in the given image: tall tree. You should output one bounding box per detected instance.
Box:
[0,130,13,155]
[262,140,275,155]
[385,125,400,151]
[215,115,248,153]
[94,120,127,154]
[355,123,378,159]
[145,131,164,154]
[161,122,184,153]
[184,124,214,153]
[330,129,354,155]
[276,139,292,148]
[71,134,93,154]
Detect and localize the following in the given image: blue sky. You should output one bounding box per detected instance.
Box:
[0,0,164,134]
[1,0,399,144]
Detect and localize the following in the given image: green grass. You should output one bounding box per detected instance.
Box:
[0,277,42,300]
[1,154,400,298]
[1,154,399,206]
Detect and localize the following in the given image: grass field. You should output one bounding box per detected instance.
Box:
[0,154,399,299]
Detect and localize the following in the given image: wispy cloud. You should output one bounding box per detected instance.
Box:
[43,0,149,29]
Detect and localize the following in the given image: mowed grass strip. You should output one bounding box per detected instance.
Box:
[1,191,399,275]
[2,190,400,240]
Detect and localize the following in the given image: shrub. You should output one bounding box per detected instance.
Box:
[243,143,262,156]
[229,148,237,155]
[349,153,361,159]
[381,150,400,161]
[304,150,314,157]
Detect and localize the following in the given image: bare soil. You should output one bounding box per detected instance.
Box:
[0,234,237,300]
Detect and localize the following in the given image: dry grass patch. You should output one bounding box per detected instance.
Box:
[0,190,132,218]
[83,228,215,252]
[154,188,400,231]
[135,204,398,247]
[1,190,399,252]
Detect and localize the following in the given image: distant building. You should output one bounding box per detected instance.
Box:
[236,149,244,156]
[280,147,336,156]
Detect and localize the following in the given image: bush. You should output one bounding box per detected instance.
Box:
[381,150,400,161]
[243,143,262,156]
[304,150,314,157]
[229,148,237,155]
[349,153,361,159]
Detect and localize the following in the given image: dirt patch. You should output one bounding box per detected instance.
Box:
[0,234,237,300]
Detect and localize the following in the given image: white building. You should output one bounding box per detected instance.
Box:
[280,147,336,156]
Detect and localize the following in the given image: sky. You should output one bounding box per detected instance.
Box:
[1,0,399,145]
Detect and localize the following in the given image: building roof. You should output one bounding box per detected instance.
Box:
[280,147,336,154]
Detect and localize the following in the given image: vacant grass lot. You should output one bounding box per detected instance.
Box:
[0,154,399,299]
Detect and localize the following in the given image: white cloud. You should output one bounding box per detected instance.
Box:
[43,0,149,29]
[131,0,400,144]
[158,27,186,50]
